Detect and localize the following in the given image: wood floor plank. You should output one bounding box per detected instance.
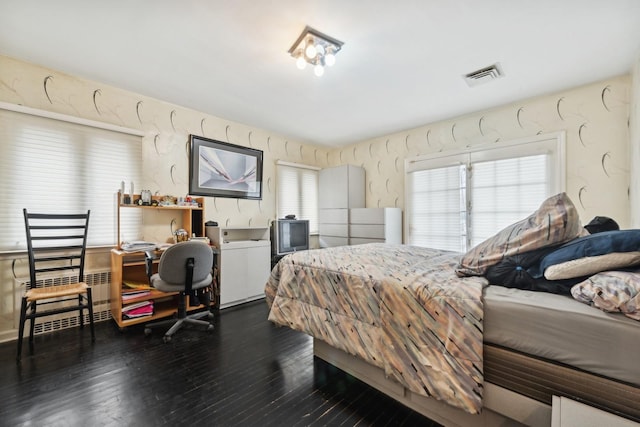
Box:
[0,300,441,426]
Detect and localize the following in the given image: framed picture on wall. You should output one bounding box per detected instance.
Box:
[188,135,263,200]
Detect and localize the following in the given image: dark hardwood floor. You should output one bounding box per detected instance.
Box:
[0,301,440,426]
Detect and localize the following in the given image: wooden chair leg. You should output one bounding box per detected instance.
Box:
[28,301,36,346]
[78,294,84,328]
[16,297,28,361]
[86,289,95,342]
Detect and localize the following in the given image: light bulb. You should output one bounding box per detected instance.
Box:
[314,64,324,77]
[296,56,307,70]
[324,52,336,67]
[305,42,317,59]
[315,44,325,56]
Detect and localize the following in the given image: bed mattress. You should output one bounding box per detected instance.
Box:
[483,285,640,386]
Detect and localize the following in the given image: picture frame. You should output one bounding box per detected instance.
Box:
[189,135,263,200]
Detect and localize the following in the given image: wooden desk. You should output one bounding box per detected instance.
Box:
[110,248,217,329]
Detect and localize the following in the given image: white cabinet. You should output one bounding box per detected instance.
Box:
[318,166,402,247]
[318,208,349,247]
[551,396,639,427]
[319,165,365,248]
[319,164,365,209]
[206,226,270,309]
[217,241,270,308]
[349,208,402,245]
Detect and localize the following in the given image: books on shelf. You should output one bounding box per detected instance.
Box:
[123,280,153,290]
[122,300,154,319]
[122,290,151,302]
[121,241,157,252]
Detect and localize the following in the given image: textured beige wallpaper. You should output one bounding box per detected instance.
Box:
[0,54,634,341]
[0,55,331,237]
[0,54,330,338]
[1,55,631,233]
[328,76,631,228]
[630,57,640,228]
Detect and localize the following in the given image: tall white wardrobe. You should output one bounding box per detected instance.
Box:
[318,164,401,247]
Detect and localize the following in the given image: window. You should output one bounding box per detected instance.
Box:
[406,133,565,252]
[276,161,319,234]
[0,107,143,251]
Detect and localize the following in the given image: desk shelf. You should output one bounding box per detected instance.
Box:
[116,191,204,250]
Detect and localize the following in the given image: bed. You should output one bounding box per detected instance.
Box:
[265,193,640,426]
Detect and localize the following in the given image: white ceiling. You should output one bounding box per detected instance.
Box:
[1,1,639,147]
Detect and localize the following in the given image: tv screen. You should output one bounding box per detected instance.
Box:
[272,219,309,255]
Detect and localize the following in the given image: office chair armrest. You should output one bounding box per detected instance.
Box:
[144,250,159,281]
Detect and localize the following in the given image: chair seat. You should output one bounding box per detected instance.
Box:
[150,274,212,293]
[25,282,89,302]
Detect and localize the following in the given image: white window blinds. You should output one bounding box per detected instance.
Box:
[0,108,143,251]
[470,154,548,247]
[406,133,565,252]
[408,165,467,251]
[276,162,319,234]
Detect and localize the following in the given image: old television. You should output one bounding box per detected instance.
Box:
[271,219,309,256]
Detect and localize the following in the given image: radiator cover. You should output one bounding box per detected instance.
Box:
[15,270,112,335]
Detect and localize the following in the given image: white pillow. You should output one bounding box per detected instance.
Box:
[545,252,640,280]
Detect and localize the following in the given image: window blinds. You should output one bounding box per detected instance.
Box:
[276,162,319,234]
[408,165,467,251]
[469,154,548,247]
[406,133,564,252]
[0,108,142,251]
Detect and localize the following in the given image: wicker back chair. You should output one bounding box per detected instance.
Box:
[17,209,95,361]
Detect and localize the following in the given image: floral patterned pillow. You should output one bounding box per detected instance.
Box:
[456,192,582,277]
[571,270,640,321]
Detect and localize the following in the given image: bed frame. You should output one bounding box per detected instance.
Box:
[313,339,640,427]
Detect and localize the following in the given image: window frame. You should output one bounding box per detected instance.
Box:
[276,160,320,235]
[405,132,566,250]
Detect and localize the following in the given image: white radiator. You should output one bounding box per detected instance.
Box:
[15,270,112,335]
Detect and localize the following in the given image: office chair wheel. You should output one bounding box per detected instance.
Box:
[144,328,152,336]
[163,335,172,343]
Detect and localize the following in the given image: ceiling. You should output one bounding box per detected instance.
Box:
[1,1,639,147]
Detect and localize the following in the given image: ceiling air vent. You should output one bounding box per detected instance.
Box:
[463,63,504,87]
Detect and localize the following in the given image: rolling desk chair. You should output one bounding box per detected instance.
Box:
[144,241,214,342]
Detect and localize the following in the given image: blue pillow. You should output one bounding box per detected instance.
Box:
[530,229,640,279]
